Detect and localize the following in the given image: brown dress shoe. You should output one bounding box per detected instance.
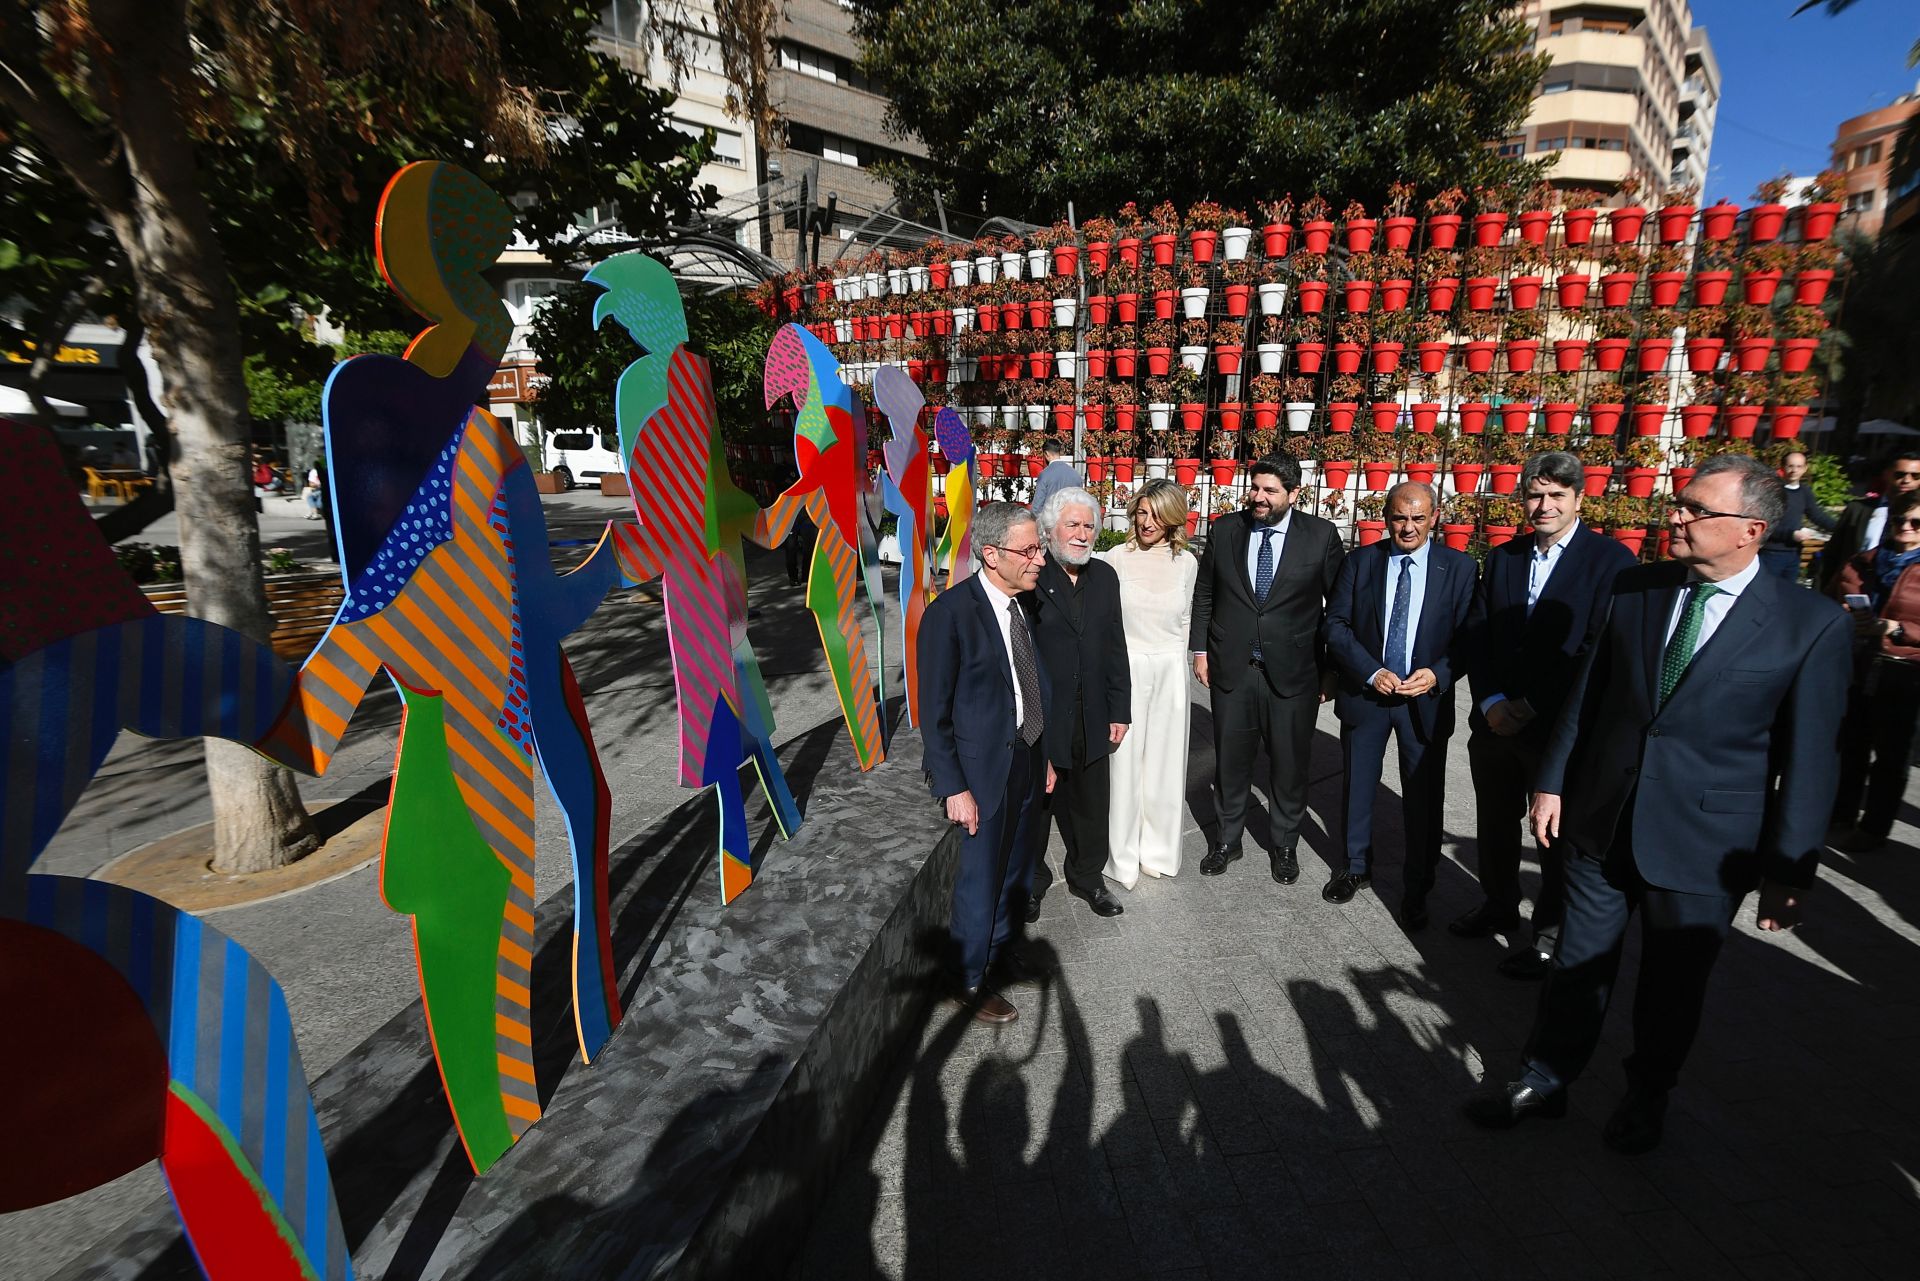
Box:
[957,987,1018,1024]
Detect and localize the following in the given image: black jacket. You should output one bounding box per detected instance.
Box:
[1189,508,1346,697]
[1025,556,1131,767]
[1764,484,1836,551]
[1817,495,1879,594]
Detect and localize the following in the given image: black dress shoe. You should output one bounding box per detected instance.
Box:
[1023,895,1043,924]
[1071,884,1125,917]
[1448,903,1522,938]
[1199,843,1243,876]
[1270,848,1300,885]
[1496,946,1555,980]
[1401,898,1430,932]
[1603,1089,1669,1155]
[1321,871,1370,904]
[1462,1080,1569,1130]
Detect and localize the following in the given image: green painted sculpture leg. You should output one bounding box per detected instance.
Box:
[381,686,517,1174]
[805,549,875,769]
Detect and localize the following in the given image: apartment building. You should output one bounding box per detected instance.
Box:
[1505,1,1715,201]
[1829,93,1920,238]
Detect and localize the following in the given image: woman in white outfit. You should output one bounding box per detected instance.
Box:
[1099,479,1197,886]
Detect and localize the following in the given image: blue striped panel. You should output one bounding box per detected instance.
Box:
[218,939,249,1133]
[138,618,166,732]
[25,872,56,928]
[80,876,108,956]
[126,893,155,1004]
[178,621,204,738]
[216,624,241,740]
[32,638,73,860]
[262,988,290,1206]
[169,914,202,1087]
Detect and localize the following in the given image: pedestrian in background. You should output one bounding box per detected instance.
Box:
[1760,449,1835,582]
[1028,435,1081,517]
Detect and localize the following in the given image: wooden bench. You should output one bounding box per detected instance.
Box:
[142,571,346,662]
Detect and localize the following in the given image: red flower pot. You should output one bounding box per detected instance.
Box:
[1552,273,1592,309]
[1542,402,1577,434]
[1185,510,1200,535]
[1505,339,1540,373]
[1085,242,1111,274]
[1742,270,1783,305]
[1608,205,1648,243]
[1485,525,1519,548]
[1417,341,1450,374]
[1028,451,1049,477]
[1731,336,1775,373]
[1553,339,1589,372]
[1379,278,1412,311]
[1669,466,1696,493]
[1406,461,1439,485]
[1517,209,1552,245]
[1334,342,1363,374]
[1149,233,1176,265]
[1613,527,1648,555]
[887,312,907,338]
[1084,405,1106,434]
[1700,202,1740,241]
[1112,457,1136,483]
[1770,405,1809,438]
[1089,294,1112,324]
[1451,462,1485,491]
[1594,339,1630,372]
[1465,276,1500,310]
[1052,403,1075,433]
[1302,220,1334,254]
[1638,337,1674,372]
[1295,342,1326,373]
[1692,270,1732,306]
[1369,342,1403,374]
[1113,403,1137,430]
[1362,461,1395,491]
[1082,456,1104,483]
[1210,458,1239,486]
[1424,214,1462,249]
[1631,404,1668,435]
[1252,403,1280,430]
[930,260,952,288]
[1656,205,1695,244]
[1114,292,1140,322]
[1600,272,1639,307]
[1215,346,1244,374]
[1472,212,1508,247]
[1345,219,1377,253]
[1463,340,1497,373]
[1649,271,1686,307]
[1442,523,1474,551]
[1146,347,1173,376]
[1793,270,1834,306]
[1490,464,1523,495]
[1357,519,1387,545]
[1458,402,1490,434]
[1262,223,1294,257]
[1218,403,1244,431]
[1748,204,1788,243]
[1321,460,1354,488]
[1173,458,1201,484]
[1681,337,1720,373]
[1112,348,1138,377]
[1426,277,1460,311]
[1344,279,1376,312]
[1625,465,1658,498]
[1028,350,1053,378]
[1411,402,1441,433]
[1188,230,1219,262]
[1224,283,1252,316]
[1800,203,1841,242]
[1328,403,1359,432]
[1779,338,1819,373]
[1680,405,1717,436]
[1117,236,1142,267]
[1152,289,1176,320]
[1725,405,1763,438]
[1383,216,1417,250]
[1562,208,1599,245]
[1179,402,1206,431]
[1589,403,1624,435]
[931,452,950,476]
[1026,298,1049,326]
[1053,244,1080,275]
[1297,281,1330,314]
[1370,402,1399,432]
[1509,275,1545,309]
[1582,465,1612,497]
[1499,402,1533,433]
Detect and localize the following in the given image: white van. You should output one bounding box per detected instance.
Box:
[545,428,625,490]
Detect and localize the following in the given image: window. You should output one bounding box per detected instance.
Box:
[551,432,592,451]
[777,42,876,93]
[670,118,745,167]
[1847,189,1877,213]
[506,279,563,316]
[1537,137,1567,152]
[1497,135,1525,157]
[1542,79,1573,94]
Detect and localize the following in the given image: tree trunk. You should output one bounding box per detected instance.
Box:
[93,1,318,872]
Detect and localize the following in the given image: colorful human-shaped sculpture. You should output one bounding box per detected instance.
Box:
[932,405,979,585]
[871,366,936,726]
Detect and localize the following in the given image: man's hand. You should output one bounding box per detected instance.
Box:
[1318,670,1338,704]
[1370,668,1400,696]
[1046,763,1058,794]
[1756,880,1803,932]
[1486,700,1525,737]
[1529,792,1562,847]
[945,790,980,836]
[1396,667,1437,698]
[1193,654,1210,688]
[1109,722,1128,745]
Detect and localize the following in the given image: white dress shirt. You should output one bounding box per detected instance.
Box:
[1665,554,1762,651]
[1480,522,1583,716]
[979,573,1026,727]
[1370,540,1431,684]
[1865,503,1890,551]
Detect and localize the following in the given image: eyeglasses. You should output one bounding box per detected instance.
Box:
[990,543,1046,561]
[1894,470,1920,480]
[1894,516,1920,531]
[1669,499,1761,523]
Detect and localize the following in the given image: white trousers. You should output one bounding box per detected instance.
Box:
[1106,648,1190,887]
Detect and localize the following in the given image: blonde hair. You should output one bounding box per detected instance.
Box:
[1126,478,1191,555]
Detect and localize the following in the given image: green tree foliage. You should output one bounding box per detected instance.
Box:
[850,0,1551,218]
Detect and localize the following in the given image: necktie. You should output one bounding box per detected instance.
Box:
[1252,527,1276,661]
[1658,582,1722,707]
[1009,600,1045,746]
[1385,554,1413,678]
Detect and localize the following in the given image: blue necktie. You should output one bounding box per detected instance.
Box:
[1385,554,1413,678]
[1252,527,1276,660]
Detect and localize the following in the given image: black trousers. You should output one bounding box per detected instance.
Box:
[1833,659,1920,838]
[1521,838,1738,1097]
[1468,724,1566,946]
[1030,706,1113,900]
[1339,701,1447,898]
[1212,664,1316,854]
[949,741,1044,990]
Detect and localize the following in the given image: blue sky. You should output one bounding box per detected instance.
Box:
[1689,0,1916,200]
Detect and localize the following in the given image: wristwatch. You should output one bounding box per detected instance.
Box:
[1893,623,1908,645]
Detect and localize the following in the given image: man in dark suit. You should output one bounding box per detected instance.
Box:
[1190,455,1346,884]
[1454,451,1637,978]
[1466,455,1851,1153]
[920,501,1056,1024]
[1026,486,1132,919]
[1816,449,1920,593]
[1321,482,1478,930]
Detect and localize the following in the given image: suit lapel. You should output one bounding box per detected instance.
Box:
[1413,546,1449,662]
[1667,569,1773,703]
[968,575,1015,692]
[1225,513,1257,604]
[1641,568,1687,709]
[1501,532,1530,615]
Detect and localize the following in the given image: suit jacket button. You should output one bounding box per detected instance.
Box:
[1625,766,1638,775]
[1006,739,1014,750]
[1648,728,1662,737]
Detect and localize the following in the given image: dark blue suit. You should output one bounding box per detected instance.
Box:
[1521,561,1851,1095]
[920,574,1052,990]
[1466,524,1635,942]
[1323,539,1478,897]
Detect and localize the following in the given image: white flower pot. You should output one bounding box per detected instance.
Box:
[1258,282,1288,316]
[1179,346,1207,374]
[1052,298,1078,327]
[1024,404,1046,431]
[1054,350,1078,378]
[1146,457,1170,480]
[887,268,906,295]
[1001,404,1021,429]
[866,272,885,299]
[952,306,974,333]
[999,251,1023,281]
[834,318,853,342]
[1222,227,1254,261]
[1148,403,1174,431]
[972,405,993,427]
[951,258,973,287]
[974,256,997,283]
[1257,343,1286,374]
[1027,248,1050,278]
[1180,287,1210,320]
[833,278,851,303]
[908,265,928,291]
[1285,401,1316,432]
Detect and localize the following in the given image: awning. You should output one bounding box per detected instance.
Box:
[0,385,89,417]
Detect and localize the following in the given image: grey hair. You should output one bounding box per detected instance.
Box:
[1386,480,1438,512]
[973,501,1038,567]
[1520,450,1583,493]
[1038,486,1100,541]
[1694,453,1786,528]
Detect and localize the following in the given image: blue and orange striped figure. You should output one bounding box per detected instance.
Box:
[871,366,937,727]
[752,324,888,769]
[585,252,802,904]
[0,421,353,1281]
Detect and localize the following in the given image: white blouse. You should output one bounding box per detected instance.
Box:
[1100,542,1199,657]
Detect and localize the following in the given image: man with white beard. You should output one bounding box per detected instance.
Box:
[1024,487,1133,920]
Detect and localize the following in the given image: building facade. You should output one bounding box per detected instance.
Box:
[1508,1,1715,201]
[1828,93,1920,239]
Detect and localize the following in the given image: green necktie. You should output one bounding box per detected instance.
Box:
[1658,582,1722,707]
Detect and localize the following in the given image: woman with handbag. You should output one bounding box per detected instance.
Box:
[1828,488,1920,852]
